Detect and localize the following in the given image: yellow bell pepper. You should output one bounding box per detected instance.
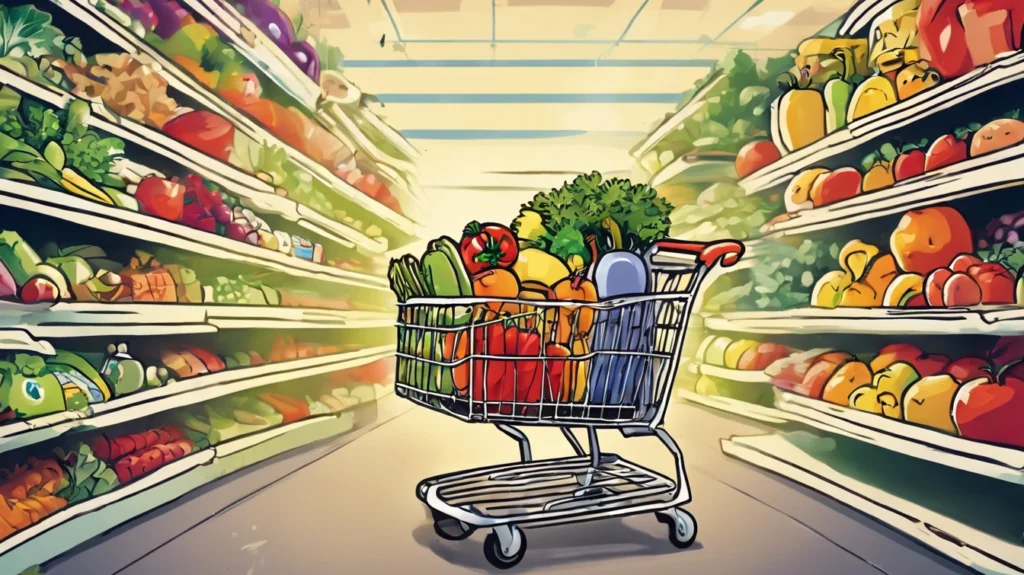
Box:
[772,71,826,152]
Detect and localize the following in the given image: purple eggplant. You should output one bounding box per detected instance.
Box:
[121,0,159,32]
[288,41,320,83]
[149,0,193,39]
[236,0,295,47]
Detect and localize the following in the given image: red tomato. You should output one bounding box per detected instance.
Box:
[459,221,519,274]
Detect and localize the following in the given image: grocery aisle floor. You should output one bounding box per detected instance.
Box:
[51,400,975,575]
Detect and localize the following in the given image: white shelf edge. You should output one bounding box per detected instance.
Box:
[698,363,773,384]
[676,388,790,425]
[0,409,364,573]
[0,179,391,292]
[0,346,394,456]
[702,306,1024,336]
[765,143,1024,237]
[630,72,727,161]
[0,301,394,339]
[51,0,417,239]
[775,390,1024,478]
[738,50,1024,195]
[0,62,386,255]
[723,435,1024,575]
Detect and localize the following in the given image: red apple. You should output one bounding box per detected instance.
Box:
[813,168,862,207]
[870,343,924,373]
[925,268,953,306]
[908,352,952,378]
[925,134,968,172]
[906,294,928,307]
[943,272,983,306]
[952,375,1024,447]
[950,253,983,273]
[944,357,993,382]
[967,262,1015,304]
[894,149,925,182]
[735,141,782,179]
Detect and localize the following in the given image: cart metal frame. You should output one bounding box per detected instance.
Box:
[395,239,744,568]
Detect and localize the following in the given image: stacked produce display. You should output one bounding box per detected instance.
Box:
[0,0,416,571]
[635,0,1024,570]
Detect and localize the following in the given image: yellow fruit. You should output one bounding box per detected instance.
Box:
[839,239,880,280]
[896,61,940,100]
[812,270,853,309]
[838,281,880,307]
[777,88,826,151]
[724,340,759,369]
[902,375,959,433]
[847,75,898,123]
[873,361,921,419]
[849,386,883,414]
[863,254,898,299]
[862,162,895,192]
[512,248,570,287]
[785,168,829,212]
[882,273,924,307]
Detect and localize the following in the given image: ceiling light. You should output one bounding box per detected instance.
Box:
[739,11,795,31]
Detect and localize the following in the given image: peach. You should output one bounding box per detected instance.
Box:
[908,353,952,378]
[785,168,828,212]
[943,272,982,306]
[863,254,898,297]
[890,207,973,275]
[950,253,983,273]
[967,263,1015,304]
[802,357,849,399]
[822,361,872,405]
[925,268,953,307]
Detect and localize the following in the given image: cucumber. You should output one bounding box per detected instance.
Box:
[432,237,473,296]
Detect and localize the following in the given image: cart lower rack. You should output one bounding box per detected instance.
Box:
[395,239,744,568]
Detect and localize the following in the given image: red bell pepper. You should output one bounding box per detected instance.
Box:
[470,320,510,409]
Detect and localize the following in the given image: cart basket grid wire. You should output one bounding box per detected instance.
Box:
[394,240,736,427]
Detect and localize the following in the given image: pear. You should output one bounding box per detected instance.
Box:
[703,336,733,367]
[849,385,883,414]
[872,361,921,418]
[812,270,853,308]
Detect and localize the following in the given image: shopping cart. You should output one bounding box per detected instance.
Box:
[394,239,743,568]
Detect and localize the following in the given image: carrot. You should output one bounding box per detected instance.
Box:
[0,515,15,540]
[30,494,67,515]
[0,498,32,530]
[259,392,310,424]
[442,330,470,394]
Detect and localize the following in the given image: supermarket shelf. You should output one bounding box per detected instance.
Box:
[0,62,384,255]
[630,72,726,161]
[177,0,320,111]
[52,0,419,246]
[359,105,421,162]
[0,410,362,575]
[838,0,901,36]
[0,345,393,456]
[0,302,395,339]
[775,390,1024,485]
[738,50,1024,195]
[698,363,772,384]
[723,435,1024,575]
[675,388,790,425]
[0,179,391,293]
[703,306,1024,336]
[763,143,1024,237]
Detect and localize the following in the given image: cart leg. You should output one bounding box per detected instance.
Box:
[495,423,532,462]
[655,427,691,504]
[560,427,586,457]
[586,427,601,469]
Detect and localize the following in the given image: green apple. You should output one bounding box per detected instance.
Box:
[872,361,920,418]
[703,336,733,367]
[903,375,959,433]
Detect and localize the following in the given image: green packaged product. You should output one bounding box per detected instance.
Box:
[0,354,66,419]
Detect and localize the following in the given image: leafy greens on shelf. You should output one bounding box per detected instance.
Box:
[0,4,63,59]
[703,239,839,312]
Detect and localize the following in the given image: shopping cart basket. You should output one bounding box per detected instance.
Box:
[395,239,743,568]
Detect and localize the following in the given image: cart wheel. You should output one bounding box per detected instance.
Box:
[656,507,698,548]
[434,516,475,541]
[484,526,527,569]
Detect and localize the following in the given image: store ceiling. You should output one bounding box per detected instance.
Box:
[283,0,856,236]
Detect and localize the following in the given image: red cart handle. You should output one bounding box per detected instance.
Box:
[653,239,745,268]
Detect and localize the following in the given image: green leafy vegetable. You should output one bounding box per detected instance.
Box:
[0,5,63,59]
[54,443,119,504]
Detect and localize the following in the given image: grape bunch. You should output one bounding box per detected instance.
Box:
[980,209,1024,249]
